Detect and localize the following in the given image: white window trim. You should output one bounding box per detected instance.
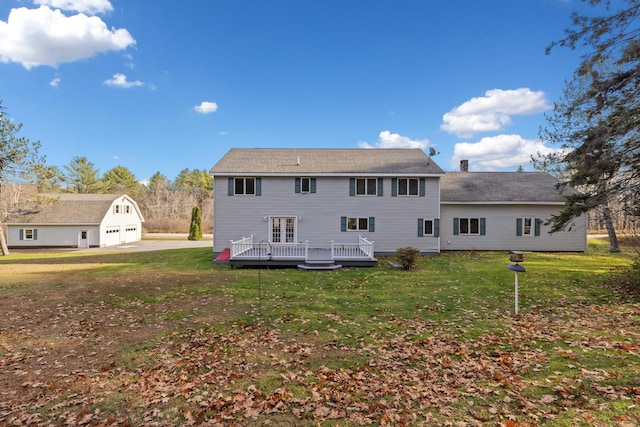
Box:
[423,219,434,236]
[355,178,378,196]
[24,228,35,240]
[522,217,533,236]
[459,218,480,235]
[234,177,256,195]
[347,217,369,231]
[398,178,419,197]
[300,177,311,193]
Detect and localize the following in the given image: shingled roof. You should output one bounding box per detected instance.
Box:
[10,194,130,224]
[440,172,573,203]
[210,148,445,175]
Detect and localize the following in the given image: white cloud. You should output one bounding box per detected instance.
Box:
[219,131,229,136]
[0,6,135,69]
[451,134,561,171]
[358,130,430,149]
[441,88,550,137]
[103,73,144,88]
[194,101,218,114]
[49,77,60,86]
[34,0,114,15]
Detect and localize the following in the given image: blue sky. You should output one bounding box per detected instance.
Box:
[0,0,599,182]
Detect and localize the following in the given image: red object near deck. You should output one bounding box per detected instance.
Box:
[215,247,231,262]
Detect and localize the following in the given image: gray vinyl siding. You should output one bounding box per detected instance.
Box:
[440,204,587,252]
[213,175,441,255]
[7,225,101,247]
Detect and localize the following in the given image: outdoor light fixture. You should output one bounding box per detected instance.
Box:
[507,251,526,315]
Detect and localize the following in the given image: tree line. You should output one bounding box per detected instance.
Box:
[40,156,214,233]
[1,143,213,235]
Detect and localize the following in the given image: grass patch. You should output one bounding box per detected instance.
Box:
[0,241,638,425]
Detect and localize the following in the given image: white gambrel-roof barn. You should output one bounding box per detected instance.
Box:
[7,194,144,248]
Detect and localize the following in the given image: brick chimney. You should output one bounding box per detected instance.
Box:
[460,159,469,172]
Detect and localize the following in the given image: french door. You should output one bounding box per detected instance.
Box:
[270,217,296,243]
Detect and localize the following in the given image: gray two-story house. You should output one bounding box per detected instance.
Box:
[210,148,586,268]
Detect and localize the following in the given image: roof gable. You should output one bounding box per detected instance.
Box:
[440,172,573,203]
[210,148,445,175]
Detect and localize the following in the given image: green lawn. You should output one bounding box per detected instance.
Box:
[0,239,638,426]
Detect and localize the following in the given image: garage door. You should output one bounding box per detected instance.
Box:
[124,225,137,243]
[105,227,120,246]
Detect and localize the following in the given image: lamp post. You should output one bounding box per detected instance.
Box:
[507,251,526,315]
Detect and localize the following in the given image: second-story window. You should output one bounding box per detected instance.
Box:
[398,178,419,196]
[235,177,255,195]
[295,177,316,193]
[356,178,377,196]
[301,177,310,193]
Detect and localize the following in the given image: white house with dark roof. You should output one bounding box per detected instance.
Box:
[210,148,586,268]
[211,148,445,267]
[7,194,144,248]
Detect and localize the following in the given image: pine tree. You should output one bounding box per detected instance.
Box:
[188,206,203,241]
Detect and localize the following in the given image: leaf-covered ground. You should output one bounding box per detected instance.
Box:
[0,248,638,426]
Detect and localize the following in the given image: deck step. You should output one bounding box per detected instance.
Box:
[297,262,343,271]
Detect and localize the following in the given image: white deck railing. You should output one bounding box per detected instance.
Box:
[230,235,374,261]
[230,235,308,260]
[230,235,256,258]
[331,235,374,260]
[269,241,308,259]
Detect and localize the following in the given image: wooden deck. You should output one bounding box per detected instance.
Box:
[216,247,377,269]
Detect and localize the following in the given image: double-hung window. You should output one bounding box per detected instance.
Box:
[461,218,479,234]
[349,217,369,231]
[350,178,382,196]
[228,177,261,196]
[391,178,425,197]
[453,217,486,235]
[517,218,542,236]
[341,216,375,232]
[295,177,316,193]
[235,177,255,195]
[20,228,37,240]
[417,218,440,237]
[356,178,377,196]
[398,178,419,196]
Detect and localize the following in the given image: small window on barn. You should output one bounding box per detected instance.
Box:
[125,205,131,214]
[114,205,120,214]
